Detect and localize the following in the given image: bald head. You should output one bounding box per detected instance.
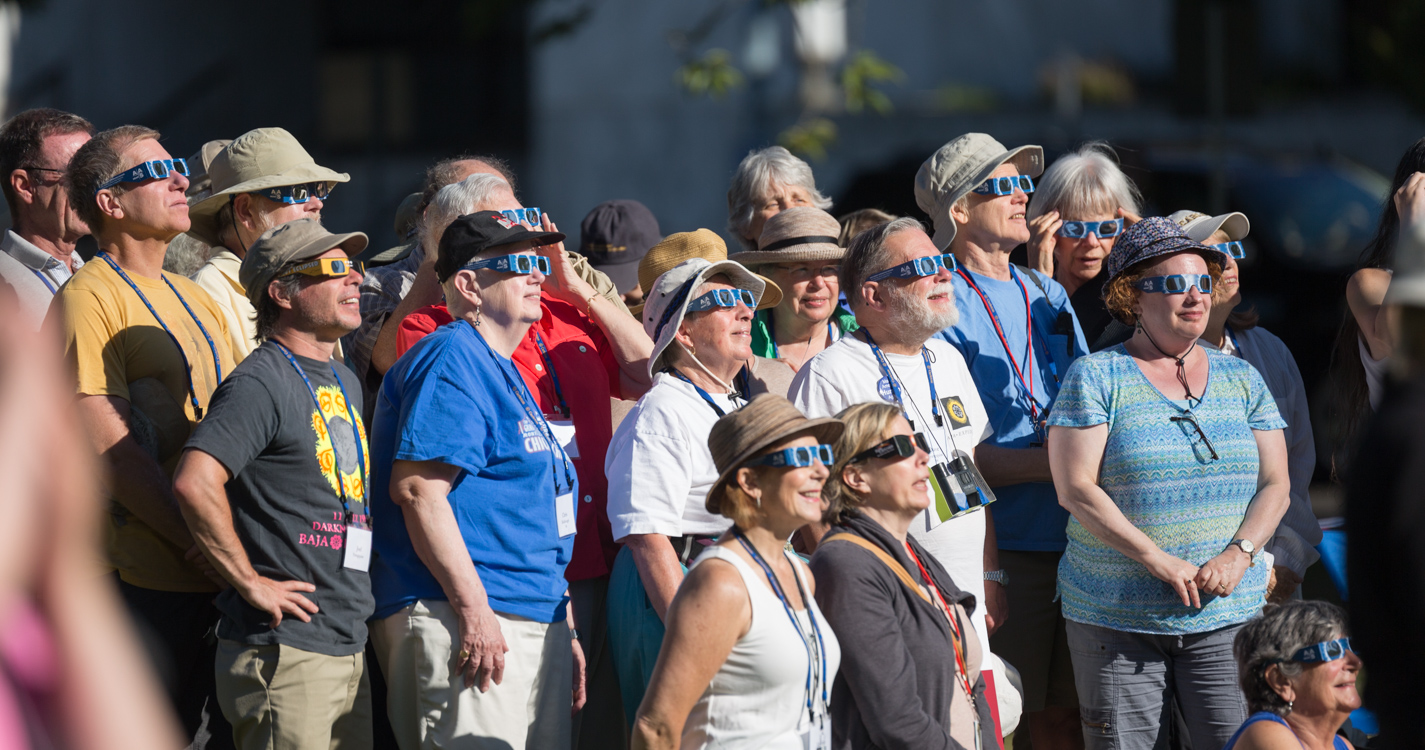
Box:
[420,154,516,214]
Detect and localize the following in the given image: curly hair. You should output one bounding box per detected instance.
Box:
[1102,252,1223,325]
[822,402,905,525]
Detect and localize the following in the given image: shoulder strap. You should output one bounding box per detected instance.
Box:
[1012,264,1049,298]
[822,533,931,603]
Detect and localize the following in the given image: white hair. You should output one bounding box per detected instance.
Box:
[1027,141,1142,222]
[726,146,832,249]
[420,172,513,256]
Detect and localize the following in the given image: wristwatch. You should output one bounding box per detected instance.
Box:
[983,569,1009,587]
[1227,538,1257,567]
[570,628,582,641]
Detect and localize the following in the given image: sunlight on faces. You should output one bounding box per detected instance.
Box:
[1274,634,1362,715]
[40,130,92,236]
[282,247,364,336]
[746,181,814,244]
[762,261,840,327]
[1206,228,1242,308]
[846,415,930,519]
[960,162,1031,245]
[107,138,191,238]
[1133,252,1212,342]
[737,433,830,529]
[1053,210,1118,287]
[879,229,957,334]
[676,275,754,367]
[465,239,546,327]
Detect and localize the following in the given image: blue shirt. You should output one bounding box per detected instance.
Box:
[368,321,577,622]
[1047,345,1286,634]
[938,267,1088,551]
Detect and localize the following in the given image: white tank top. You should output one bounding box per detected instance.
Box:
[680,545,842,750]
[1359,335,1390,411]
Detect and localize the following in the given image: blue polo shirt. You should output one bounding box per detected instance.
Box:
[937,266,1088,551]
[368,320,577,622]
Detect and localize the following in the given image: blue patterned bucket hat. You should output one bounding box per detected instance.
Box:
[1104,216,1229,282]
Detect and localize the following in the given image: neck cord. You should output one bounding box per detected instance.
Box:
[530,330,570,419]
[271,342,369,520]
[1139,325,1198,403]
[861,329,945,429]
[666,366,749,417]
[468,321,576,493]
[956,267,1046,427]
[29,267,57,294]
[904,542,980,749]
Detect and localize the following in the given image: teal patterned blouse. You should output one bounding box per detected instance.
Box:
[1047,344,1286,634]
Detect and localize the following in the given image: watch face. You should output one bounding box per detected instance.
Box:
[1238,539,1255,554]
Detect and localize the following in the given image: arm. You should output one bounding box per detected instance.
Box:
[390,458,509,691]
[1347,267,1393,362]
[172,449,317,627]
[632,558,751,750]
[1025,210,1061,278]
[1193,428,1291,597]
[975,444,1051,486]
[372,259,444,375]
[1048,423,1203,608]
[981,504,1005,635]
[623,533,686,621]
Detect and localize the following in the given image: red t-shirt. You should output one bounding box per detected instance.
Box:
[396,295,623,581]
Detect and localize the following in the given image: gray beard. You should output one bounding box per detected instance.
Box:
[885,281,958,340]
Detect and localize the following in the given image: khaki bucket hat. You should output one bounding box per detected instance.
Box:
[730,206,845,265]
[187,127,349,246]
[629,229,782,319]
[705,393,843,516]
[914,133,1044,250]
[239,218,368,307]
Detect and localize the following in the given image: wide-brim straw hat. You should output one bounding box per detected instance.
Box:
[705,394,844,516]
[1168,209,1250,243]
[643,257,765,379]
[187,127,350,246]
[730,206,845,265]
[914,133,1044,250]
[629,228,781,318]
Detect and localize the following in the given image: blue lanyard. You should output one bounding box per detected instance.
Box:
[665,366,750,417]
[271,342,368,520]
[733,529,829,723]
[531,331,569,419]
[30,267,57,294]
[861,329,943,430]
[469,322,575,494]
[97,252,223,419]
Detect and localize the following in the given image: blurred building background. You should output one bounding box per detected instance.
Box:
[5,0,1423,488]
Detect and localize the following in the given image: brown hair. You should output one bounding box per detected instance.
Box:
[822,402,904,525]
[0,108,93,215]
[66,125,161,232]
[1102,252,1224,325]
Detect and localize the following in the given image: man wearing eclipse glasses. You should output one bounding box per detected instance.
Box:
[186,127,350,362]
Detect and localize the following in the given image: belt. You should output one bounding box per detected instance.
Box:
[676,534,717,565]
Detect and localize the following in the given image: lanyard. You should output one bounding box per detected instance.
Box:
[768,314,840,359]
[469,322,575,494]
[733,529,829,724]
[862,329,944,430]
[272,342,368,519]
[904,542,977,710]
[531,330,569,419]
[98,252,223,419]
[29,267,57,294]
[957,267,1046,426]
[666,367,749,417]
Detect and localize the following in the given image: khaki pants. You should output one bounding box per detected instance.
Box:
[214,640,371,750]
[370,600,572,750]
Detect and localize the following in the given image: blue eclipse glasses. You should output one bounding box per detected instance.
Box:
[500,207,543,226]
[462,254,551,275]
[972,174,1035,196]
[257,182,333,205]
[95,158,190,193]
[686,288,757,313]
[1058,219,1124,239]
[1213,241,1246,259]
[1285,637,1353,664]
[867,254,957,283]
[1135,274,1212,295]
[750,444,835,468]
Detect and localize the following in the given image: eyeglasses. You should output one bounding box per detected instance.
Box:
[462,254,551,275]
[282,258,364,279]
[1213,241,1245,260]
[849,433,929,464]
[95,158,190,193]
[867,254,957,283]
[971,174,1035,196]
[500,207,543,226]
[686,288,757,313]
[1169,412,1219,461]
[1285,637,1353,664]
[750,444,835,468]
[775,264,840,283]
[256,182,333,205]
[1058,219,1123,239]
[1135,274,1213,295]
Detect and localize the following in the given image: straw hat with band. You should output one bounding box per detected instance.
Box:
[629,229,782,319]
[914,133,1044,251]
[187,127,350,246]
[239,218,369,307]
[643,257,765,380]
[730,206,845,265]
[1103,216,1231,291]
[705,394,843,516]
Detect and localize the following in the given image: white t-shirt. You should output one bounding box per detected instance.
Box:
[606,372,740,541]
[790,333,995,660]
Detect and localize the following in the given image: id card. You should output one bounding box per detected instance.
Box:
[547,419,579,459]
[556,491,577,537]
[343,519,373,572]
[800,714,831,750]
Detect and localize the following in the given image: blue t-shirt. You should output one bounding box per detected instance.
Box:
[938,266,1088,551]
[368,321,577,622]
[1046,345,1286,634]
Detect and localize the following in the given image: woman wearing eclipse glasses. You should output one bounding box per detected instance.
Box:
[1046,217,1290,750]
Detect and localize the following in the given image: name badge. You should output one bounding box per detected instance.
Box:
[800,713,831,750]
[344,521,373,572]
[556,491,577,537]
[547,418,579,459]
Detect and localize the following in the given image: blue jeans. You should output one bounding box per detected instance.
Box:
[1065,620,1247,750]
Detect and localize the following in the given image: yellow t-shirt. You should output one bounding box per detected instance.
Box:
[56,257,237,592]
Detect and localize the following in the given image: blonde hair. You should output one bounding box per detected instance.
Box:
[822,402,904,525]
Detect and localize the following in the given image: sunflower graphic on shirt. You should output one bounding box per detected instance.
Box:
[308,383,368,504]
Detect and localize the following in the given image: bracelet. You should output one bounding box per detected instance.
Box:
[582,291,601,311]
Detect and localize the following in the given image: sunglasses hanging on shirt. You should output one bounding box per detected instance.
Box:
[929,448,998,521]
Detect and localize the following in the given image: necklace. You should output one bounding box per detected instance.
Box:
[1138,325,1199,403]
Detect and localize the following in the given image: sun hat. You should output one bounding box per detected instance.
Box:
[435,210,565,283]
[183,139,231,203]
[187,128,350,246]
[629,229,782,319]
[1168,209,1250,243]
[577,199,662,295]
[643,257,765,379]
[914,133,1044,251]
[705,393,844,516]
[730,206,845,265]
[355,192,424,267]
[1104,216,1230,283]
[239,218,368,307]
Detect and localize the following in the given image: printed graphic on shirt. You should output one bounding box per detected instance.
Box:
[300,510,350,549]
[877,376,895,402]
[309,383,368,504]
[941,396,971,429]
[520,417,551,454]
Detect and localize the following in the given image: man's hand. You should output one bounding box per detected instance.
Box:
[571,634,587,714]
[1265,565,1302,605]
[237,576,317,628]
[1143,550,1202,608]
[457,604,509,692]
[982,580,1008,636]
[1026,210,1062,278]
[1193,548,1250,601]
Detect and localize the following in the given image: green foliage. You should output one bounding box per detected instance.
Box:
[933,84,998,114]
[677,49,746,99]
[778,117,837,161]
[841,50,905,115]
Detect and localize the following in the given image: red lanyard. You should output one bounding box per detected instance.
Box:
[957,267,1042,424]
[905,542,975,704]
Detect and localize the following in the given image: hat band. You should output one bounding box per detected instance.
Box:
[759,235,840,253]
[586,242,628,253]
[654,276,700,342]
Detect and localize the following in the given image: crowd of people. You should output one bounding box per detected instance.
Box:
[0,103,1416,750]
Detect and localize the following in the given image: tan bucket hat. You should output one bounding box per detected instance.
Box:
[187,128,350,246]
[239,218,368,307]
[730,206,845,265]
[914,133,1044,250]
[629,229,782,319]
[705,394,844,516]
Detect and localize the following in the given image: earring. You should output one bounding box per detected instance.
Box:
[1285,701,1293,715]
[753,491,762,509]
[473,305,482,327]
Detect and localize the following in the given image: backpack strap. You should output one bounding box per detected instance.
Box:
[1012,263,1049,298]
[822,533,931,604]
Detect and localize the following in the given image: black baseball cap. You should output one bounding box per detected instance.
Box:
[577,200,661,294]
[436,210,565,282]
